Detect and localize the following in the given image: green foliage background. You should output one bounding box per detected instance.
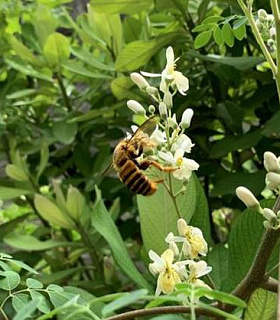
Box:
[0,0,279,319]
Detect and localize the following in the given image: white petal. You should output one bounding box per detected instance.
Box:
[177,218,188,236]
[148,250,164,266]
[166,46,175,67]
[182,158,200,171]
[174,149,184,161]
[158,151,176,165]
[174,71,189,93]
[140,71,162,77]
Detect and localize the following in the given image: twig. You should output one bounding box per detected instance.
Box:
[56,73,71,111]
[104,305,219,320]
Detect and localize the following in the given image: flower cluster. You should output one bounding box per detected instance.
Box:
[128,46,199,182]
[148,218,211,295]
[236,151,280,230]
[256,9,276,52]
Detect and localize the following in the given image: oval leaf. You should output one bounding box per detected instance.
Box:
[194,30,212,49]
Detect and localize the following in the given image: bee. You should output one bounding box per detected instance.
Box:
[112,117,176,196]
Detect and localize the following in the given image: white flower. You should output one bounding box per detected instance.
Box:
[168,114,178,129]
[127,100,146,116]
[186,260,212,289]
[180,108,194,129]
[236,186,260,209]
[171,134,194,153]
[141,46,189,95]
[163,91,173,109]
[158,149,199,181]
[177,219,208,258]
[150,127,166,145]
[148,249,188,295]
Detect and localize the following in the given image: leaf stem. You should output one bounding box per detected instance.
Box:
[163,175,181,219]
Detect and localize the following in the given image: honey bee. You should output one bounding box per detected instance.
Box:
[112,117,175,196]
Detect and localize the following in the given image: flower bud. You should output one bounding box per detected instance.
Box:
[159,102,167,119]
[146,86,159,96]
[168,114,178,129]
[258,9,267,21]
[148,105,156,114]
[236,186,260,209]
[266,172,280,190]
[267,14,274,24]
[264,151,280,173]
[127,100,146,116]
[163,91,173,109]
[130,73,149,90]
[263,208,277,222]
[269,27,276,39]
[180,108,194,129]
[267,39,275,48]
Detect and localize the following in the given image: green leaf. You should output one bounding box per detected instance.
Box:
[12,294,30,312]
[8,259,38,274]
[202,16,223,24]
[91,187,151,291]
[194,30,212,49]
[87,7,123,56]
[123,17,142,42]
[34,194,74,229]
[47,290,77,308]
[43,33,70,67]
[5,57,53,82]
[66,186,85,221]
[26,278,44,289]
[13,298,42,320]
[210,130,262,159]
[6,164,29,182]
[244,289,277,320]
[36,141,49,181]
[4,233,71,251]
[91,0,153,14]
[0,187,32,200]
[63,61,112,79]
[187,51,264,70]
[138,174,211,254]
[111,76,140,100]
[0,270,20,290]
[53,120,78,145]
[0,214,30,240]
[233,16,247,29]
[213,25,224,46]
[70,46,114,71]
[211,169,266,196]
[33,5,58,46]
[207,244,228,290]
[9,36,40,66]
[233,23,246,41]
[226,209,264,291]
[222,23,234,47]
[115,33,179,72]
[30,290,51,313]
[7,89,37,100]
[262,110,280,137]
[195,288,246,307]
[102,289,148,317]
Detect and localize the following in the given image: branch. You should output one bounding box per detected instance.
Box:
[260,277,278,293]
[56,73,71,111]
[104,305,219,320]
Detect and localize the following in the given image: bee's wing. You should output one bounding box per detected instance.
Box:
[128,116,158,143]
[101,161,115,178]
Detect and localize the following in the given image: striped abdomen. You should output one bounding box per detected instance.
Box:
[116,158,157,196]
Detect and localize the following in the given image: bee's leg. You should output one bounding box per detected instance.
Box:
[138,160,176,172]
